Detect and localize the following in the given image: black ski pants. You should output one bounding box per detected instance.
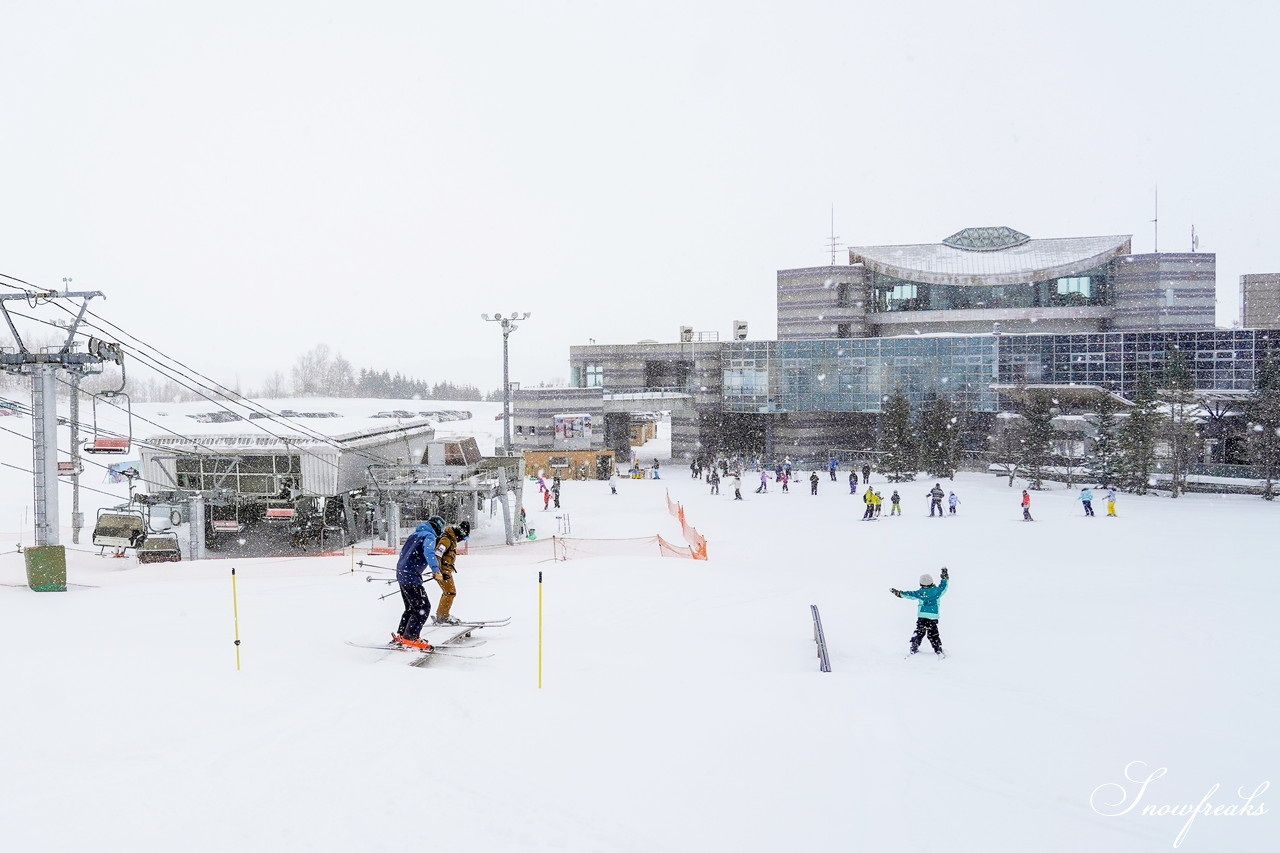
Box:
[397,582,432,640]
[930,499,943,517]
[910,617,942,653]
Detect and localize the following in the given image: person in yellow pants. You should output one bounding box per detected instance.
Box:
[1105,485,1118,517]
[433,519,471,625]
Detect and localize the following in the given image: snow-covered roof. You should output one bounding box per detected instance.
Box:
[848,231,1132,287]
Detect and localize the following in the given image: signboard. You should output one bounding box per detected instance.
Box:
[553,414,592,449]
[107,461,141,483]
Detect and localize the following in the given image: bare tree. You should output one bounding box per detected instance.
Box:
[988,414,1022,487]
[258,371,288,399]
[291,344,334,396]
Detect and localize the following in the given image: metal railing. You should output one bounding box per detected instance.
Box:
[810,604,832,673]
[603,386,695,398]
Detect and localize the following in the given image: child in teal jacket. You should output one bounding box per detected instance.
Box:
[891,567,949,655]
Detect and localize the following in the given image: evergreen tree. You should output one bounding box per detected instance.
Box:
[878,389,917,481]
[1015,392,1056,489]
[1244,352,1280,498]
[1118,377,1162,494]
[1085,390,1124,488]
[1159,347,1199,498]
[918,396,960,479]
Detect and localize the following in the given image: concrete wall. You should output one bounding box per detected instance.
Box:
[777,266,870,340]
[1241,273,1280,329]
[1110,253,1216,330]
[870,306,1110,336]
[510,388,606,452]
[669,411,700,461]
[568,340,724,409]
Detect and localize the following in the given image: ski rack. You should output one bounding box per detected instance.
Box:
[810,604,832,673]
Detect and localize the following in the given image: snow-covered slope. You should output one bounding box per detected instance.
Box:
[0,408,1273,852]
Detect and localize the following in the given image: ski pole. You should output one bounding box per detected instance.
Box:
[538,570,543,689]
[356,560,394,573]
[365,576,398,585]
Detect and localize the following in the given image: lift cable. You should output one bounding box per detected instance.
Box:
[12,306,389,475]
[46,303,417,471]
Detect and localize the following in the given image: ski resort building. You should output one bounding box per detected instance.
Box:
[129,414,520,555]
[513,226,1280,468]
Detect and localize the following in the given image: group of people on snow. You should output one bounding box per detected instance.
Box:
[535,473,563,511]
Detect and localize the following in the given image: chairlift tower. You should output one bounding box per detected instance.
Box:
[0,289,117,547]
[481,311,531,455]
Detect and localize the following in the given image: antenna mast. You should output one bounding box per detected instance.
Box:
[826,205,841,265]
[1151,186,1159,253]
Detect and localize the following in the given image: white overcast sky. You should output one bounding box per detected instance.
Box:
[2,0,1277,392]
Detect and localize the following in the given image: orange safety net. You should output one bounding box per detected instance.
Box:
[681,523,708,560]
[666,490,682,520]
[663,491,708,560]
[657,534,695,559]
[555,536,666,560]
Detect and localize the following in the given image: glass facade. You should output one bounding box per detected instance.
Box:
[722,330,1280,414]
[722,337,1000,413]
[869,266,1110,312]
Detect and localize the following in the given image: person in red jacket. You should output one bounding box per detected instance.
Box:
[1021,489,1033,521]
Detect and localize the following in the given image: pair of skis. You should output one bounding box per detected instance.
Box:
[345,638,493,660]
[346,616,511,661]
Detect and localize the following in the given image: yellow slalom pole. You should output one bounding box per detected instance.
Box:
[537,570,543,688]
[231,567,242,671]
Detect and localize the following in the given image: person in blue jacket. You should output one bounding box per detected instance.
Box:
[891,567,949,656]
[394,517,443,649]
[1079,487,1095,517]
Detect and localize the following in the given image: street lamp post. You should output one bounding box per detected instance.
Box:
[482,312,531,455]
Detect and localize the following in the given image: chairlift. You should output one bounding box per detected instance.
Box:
[85,390,133,455]
[209,501,246,535]
[91,507,148,555]
[263,506,296,523]
[137,532,181,564]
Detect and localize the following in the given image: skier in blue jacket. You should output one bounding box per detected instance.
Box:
[394,518,443,649]
[891,567,949,656]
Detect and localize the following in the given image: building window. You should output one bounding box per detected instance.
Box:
[515,425,523,435]
[836,282,852,308]
[837,323,852,338]
[1057,277,1092,298]
[174,454,301,495]
[886,283,922,311]
[585,363,604,387]
[1049,275,1090,302]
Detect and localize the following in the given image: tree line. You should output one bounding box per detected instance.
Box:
[256,344,499,401]
[67,344,501,403]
